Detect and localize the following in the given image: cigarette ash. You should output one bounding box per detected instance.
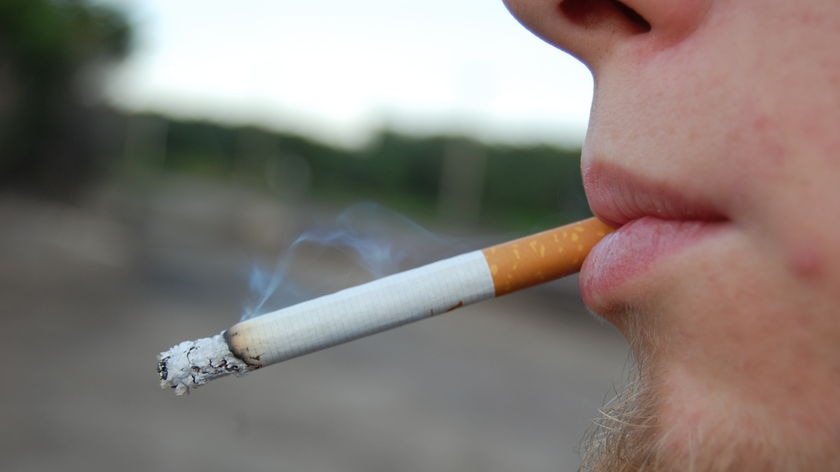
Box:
[157,333,252,395]
[242,203,475,321]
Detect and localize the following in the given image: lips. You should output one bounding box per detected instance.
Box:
[583,162,724,227]
[580,163,728,312]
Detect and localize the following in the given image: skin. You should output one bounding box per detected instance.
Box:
[502,0,840,470]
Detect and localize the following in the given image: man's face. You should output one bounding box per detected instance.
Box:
[504,0,840,469]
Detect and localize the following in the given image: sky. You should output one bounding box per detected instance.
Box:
[103,0,594,148]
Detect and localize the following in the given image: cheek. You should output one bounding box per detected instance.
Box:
[721,106,840,286]
[652,230,839,403]
[787,246,826,280]
[710,100,804,227]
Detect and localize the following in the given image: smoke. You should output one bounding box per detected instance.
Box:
[241,203,478,320]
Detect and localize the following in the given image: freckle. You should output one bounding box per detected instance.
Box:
[789,247,824,279]
[753,114,771,131]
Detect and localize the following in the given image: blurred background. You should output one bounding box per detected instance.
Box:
[0,0,629,470]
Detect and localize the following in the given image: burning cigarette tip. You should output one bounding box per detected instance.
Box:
[157,332,254,395]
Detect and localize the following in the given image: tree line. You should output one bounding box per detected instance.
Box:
[123,114,591,230]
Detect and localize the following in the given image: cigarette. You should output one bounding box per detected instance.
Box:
[157,217,613,395]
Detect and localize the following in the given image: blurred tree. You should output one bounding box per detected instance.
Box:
[0,0,132,199]
[133,113,589,229]
[483,143,589,228]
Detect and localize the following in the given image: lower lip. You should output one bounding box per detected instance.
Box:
[580,217,723,308]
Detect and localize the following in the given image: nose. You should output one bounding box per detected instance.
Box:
[503,0,649,69]
[503,0,710,71]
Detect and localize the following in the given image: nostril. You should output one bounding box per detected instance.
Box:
[560,0,651,34]
[612,1,651,32]
[559,0,609,28]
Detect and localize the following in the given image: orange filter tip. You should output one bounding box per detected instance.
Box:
[481,217,614,296]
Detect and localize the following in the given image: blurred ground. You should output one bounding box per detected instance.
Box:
[0,178,628,472]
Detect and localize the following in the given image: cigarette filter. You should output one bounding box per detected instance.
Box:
[158,217,613,395]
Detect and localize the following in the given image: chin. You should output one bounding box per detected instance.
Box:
[580,352,840,472]
[580,286,840,472]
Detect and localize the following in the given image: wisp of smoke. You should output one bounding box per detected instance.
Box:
[241,203,478,320]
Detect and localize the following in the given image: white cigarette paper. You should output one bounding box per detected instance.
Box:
[157,217,613,395]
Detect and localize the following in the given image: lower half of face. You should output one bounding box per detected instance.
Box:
[581,231,840,470]
[575,3,840,469]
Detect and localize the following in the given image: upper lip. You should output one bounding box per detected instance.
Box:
[583,162,726,228]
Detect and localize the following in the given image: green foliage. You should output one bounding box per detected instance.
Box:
[308,131,447,205]
[0,0,132,199]
[483,143,589,228]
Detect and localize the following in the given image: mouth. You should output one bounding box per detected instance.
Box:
[580,162,729,314]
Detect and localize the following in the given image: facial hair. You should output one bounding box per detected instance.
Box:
[578,312,840,472]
